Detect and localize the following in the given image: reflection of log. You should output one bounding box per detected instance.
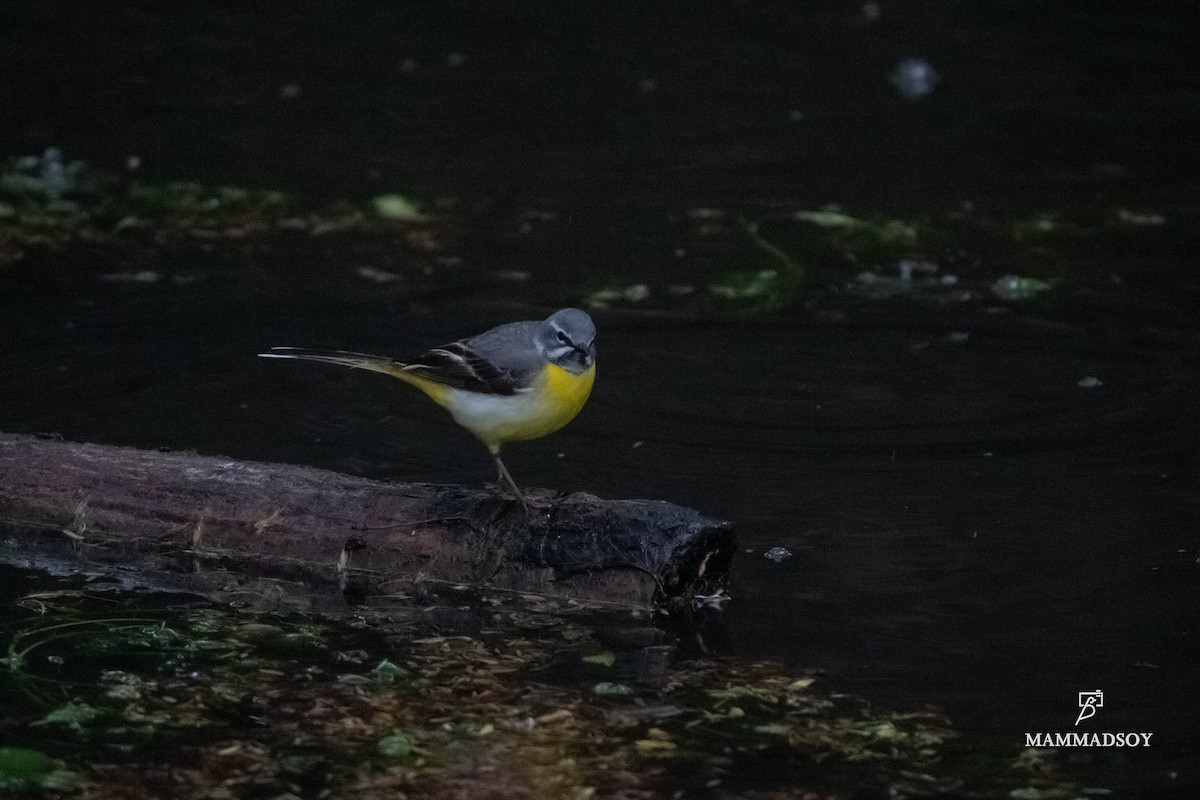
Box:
[0,433,734,612]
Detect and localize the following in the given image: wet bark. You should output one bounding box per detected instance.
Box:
[0,433,734,613]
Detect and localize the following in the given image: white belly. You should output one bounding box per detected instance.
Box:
[442,387,557,449]
[436,363,595,452]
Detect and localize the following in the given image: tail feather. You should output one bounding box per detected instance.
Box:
[258,347,407,378]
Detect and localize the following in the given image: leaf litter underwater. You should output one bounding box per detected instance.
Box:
[0,569,1098,800]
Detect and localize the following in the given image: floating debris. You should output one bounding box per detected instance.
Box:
[1078,376,1104,389]
[1115,208,1166,226]
[356,266,402,284]
[692,590,730,609]
[38,147,73,200]
[991,274,1054,301]
[372,193,429,222]
[1012,213,1060,237]
[98,270,160,284]
[0,156,455,266]
[4,147,84,200]
[898,258,937,283]
[792,208,919,248]
[710,269,783,303]
[889,58,939,100]
[581,651,616,667]
[584,283,651,308]
[793,209,861,229]
[852,260,961,301]
[764,546,793,562]
[625,283,650,301]
[592,681,633,696]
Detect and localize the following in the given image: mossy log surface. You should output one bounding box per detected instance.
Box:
[0,433,734,612]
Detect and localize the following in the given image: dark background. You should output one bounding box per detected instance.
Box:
[3,3,1197,205]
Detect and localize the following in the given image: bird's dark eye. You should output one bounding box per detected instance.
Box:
[556,331,568,343]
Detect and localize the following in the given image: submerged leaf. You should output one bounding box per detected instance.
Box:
[0,747,56,779]
[372,194,429,222]
[377,731,415,758]
[369,658,412,684]
[793,210,863,228]
[581,651,616,667]
[710,269,784,304]
[991,274,1054,301]
[592,682,633,696]
[35,701,99,732]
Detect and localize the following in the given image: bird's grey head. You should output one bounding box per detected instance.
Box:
[537,308,596,373]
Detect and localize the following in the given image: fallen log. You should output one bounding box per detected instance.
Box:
[0,433,734,612]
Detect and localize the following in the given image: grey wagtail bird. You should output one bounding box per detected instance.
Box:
[259,308,596,504]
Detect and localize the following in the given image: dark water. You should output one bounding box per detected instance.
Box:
[7,278,1200,795]
[3,2,1199,205]
[3,3,1200,797]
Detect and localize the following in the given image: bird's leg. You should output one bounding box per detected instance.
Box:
[491,453,529,508]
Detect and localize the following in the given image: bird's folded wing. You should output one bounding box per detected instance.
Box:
[404,341,524,395]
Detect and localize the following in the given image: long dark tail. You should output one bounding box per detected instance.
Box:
[258,347,408,378]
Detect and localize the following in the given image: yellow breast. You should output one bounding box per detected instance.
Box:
[427,362,595,451]
[539,362,596,431]
[494,362,594,445]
